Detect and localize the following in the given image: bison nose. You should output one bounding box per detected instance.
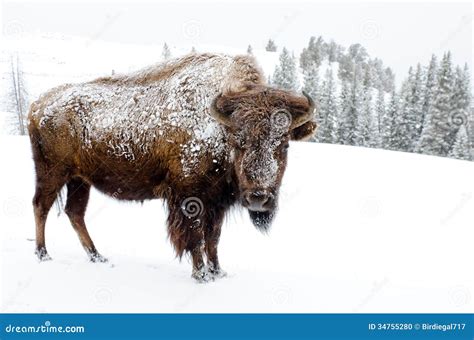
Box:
[243,191,273,212]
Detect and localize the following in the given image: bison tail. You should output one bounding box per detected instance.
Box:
[54,189,65,216]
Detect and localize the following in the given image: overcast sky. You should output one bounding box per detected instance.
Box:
[1,0,472,82]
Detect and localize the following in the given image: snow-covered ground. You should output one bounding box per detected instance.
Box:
[1,33,473,313]
[1,135,473,313]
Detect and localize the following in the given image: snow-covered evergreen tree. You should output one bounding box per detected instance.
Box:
[348,43,368,63]
[339,65,363,145]
[265,39,277,52]
[417,52,455,156]
[272,47,298,91]
[449,125,471,160]
[161,43,171,60]
[247,45,253,55]
[381,89,398,149]
[355,65,373,147]
[302,62,320,103]
[393,76,413,151]
[421,55,438,128]
[337,54,354,82]
[416,55,438,154]
[411,64,426,143]
[327,40,343,63]
[449,64,471,146]
[373,88,386,148]
[383,67,396,93]
[300,36,327,70]
[316,69,339,143]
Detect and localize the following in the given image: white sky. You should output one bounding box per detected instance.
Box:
[1,0,472,83]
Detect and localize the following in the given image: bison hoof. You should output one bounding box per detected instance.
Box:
[35,247,52,262]
[192,268,214,283]
[209,268,227,279]
[89,253,108,263]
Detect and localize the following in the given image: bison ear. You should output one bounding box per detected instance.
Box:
[290,120,317,141]
[209,93,234,127]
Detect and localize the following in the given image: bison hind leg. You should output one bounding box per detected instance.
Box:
[32,174,68,261]
[65,178,107,263]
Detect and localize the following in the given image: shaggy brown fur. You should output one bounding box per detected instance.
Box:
[27,53,316,282]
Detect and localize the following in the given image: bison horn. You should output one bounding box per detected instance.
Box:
[209,93,233,127]
[290,91,316,129]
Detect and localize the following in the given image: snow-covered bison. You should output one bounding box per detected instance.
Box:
[27,53,316,282]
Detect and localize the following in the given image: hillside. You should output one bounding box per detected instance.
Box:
[1,136,473,312]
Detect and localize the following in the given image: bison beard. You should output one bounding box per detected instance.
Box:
[27,53,316,283]
[249,210,275,232]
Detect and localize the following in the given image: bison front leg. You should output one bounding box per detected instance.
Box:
[205,214,227,279]
[189,238,210,282]
[167,198,213,283]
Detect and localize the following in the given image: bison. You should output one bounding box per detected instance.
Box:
[27,53,316,282]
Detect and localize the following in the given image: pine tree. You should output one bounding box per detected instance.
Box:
[354,65,373,147]
[316,69,339,143]
[417,52,455,156]
[327,40,339,63]
[272,47,298,91]
[416,55,438,154]
[449,125,471,160]
[449,64,471,146]
[383,67,396,93]
[338,80,351,144]
[265,39,277,52]
[421,55,438,129]
[300,36,327,70]
[411,64,426,143]
[337,54,354,82]
[339,65,363,145]
[302,62,320,103]
[162,43,171,60]
[374,88,386,148]
[395,64,425,151]
[348,43,368,63]
[381,89,398,149]
[393,76,413,151]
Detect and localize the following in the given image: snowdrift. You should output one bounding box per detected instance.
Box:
[1,136,473,312]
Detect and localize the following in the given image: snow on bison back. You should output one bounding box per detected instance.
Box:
[27,53,317,282]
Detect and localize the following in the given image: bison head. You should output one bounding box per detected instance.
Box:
[210,84,316,231]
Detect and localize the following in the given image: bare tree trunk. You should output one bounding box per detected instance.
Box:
[9,54,27,135]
